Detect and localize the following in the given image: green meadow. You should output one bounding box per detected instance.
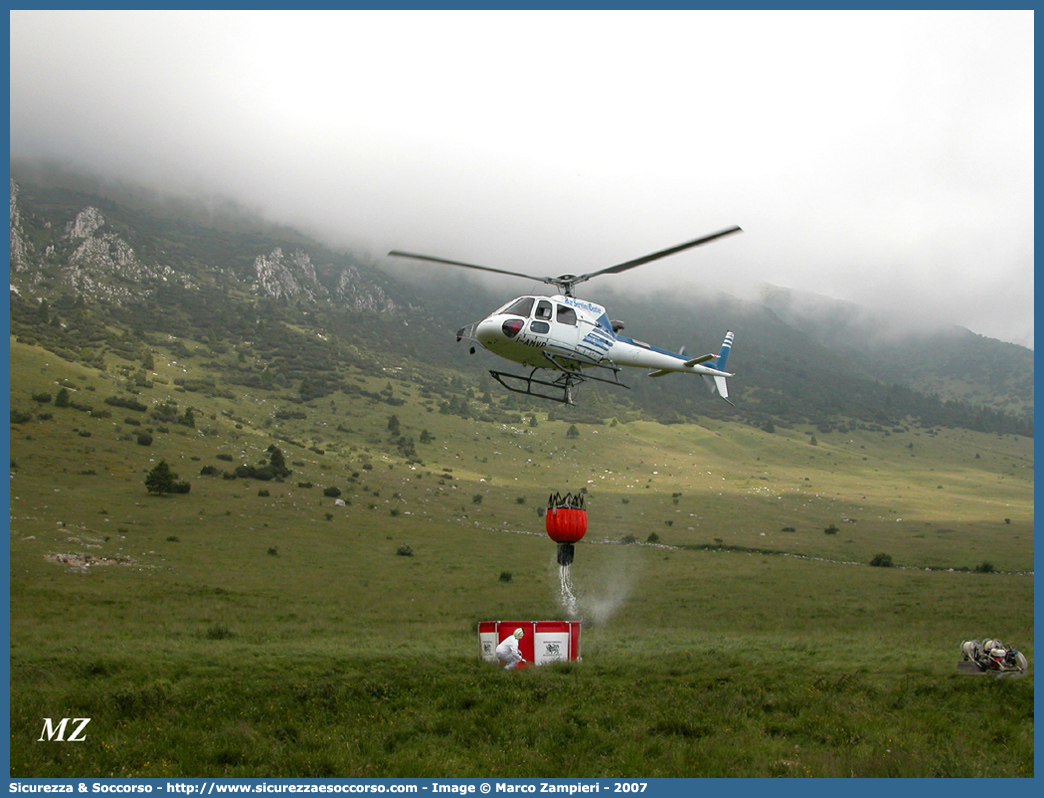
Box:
[8,339,1033,777]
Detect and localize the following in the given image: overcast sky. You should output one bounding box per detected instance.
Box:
[10,9,1034,347]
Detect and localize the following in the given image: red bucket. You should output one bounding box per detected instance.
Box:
[545,506,587,543]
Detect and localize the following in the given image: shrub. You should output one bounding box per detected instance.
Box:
[396,545,414,557]
[236,464,274,481]
[104,395,147,412]
[499,571,512,583]
[136,432,153,446]
[824,524,839,535]
[145,460,177,495]
[870,553,894,567]
[323,486,342,498]
[974,561,996,574]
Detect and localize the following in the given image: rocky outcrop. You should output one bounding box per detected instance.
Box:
[334,264,399,313]
[61,207,177,302]
[252,247,328,302]
[10,177,404,317]
[9,179,33,273]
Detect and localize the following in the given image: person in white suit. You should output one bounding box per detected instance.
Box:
[495,627,526,670]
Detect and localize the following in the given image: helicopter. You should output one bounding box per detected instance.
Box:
[388,226,742,405]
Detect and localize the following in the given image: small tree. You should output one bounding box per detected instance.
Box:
[267,444,291,478]
[145,460,179,496]
[566,424,580,439]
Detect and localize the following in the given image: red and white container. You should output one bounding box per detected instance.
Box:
[478,620,582,665]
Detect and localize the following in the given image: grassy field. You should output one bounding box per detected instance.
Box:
[8,339,1034,777]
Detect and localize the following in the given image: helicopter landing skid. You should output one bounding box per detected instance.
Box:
[489,360,628,405]
[489,368,585,405]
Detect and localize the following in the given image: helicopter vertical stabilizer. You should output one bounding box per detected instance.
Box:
[703,330,735,404]
[715,330,734,371]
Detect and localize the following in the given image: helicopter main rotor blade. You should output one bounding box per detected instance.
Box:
[581,225,743,280]
[387,250,548,283]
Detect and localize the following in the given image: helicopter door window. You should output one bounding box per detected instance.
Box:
[535,300,553,320]
[503,297,535,318]
[556,305,578,326]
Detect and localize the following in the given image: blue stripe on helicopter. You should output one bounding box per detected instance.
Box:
[582,331,613,352]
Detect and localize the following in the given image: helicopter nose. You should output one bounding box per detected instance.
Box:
[475,316,521,347]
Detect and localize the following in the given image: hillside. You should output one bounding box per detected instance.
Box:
[760,284,1034,419]
[7,332,1034,776]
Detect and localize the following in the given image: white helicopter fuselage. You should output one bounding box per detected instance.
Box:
[467,294,733,396]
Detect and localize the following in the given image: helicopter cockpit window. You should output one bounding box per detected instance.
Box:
[535,300,553,320]
[503,297,535,318]
[556,305,578,326]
